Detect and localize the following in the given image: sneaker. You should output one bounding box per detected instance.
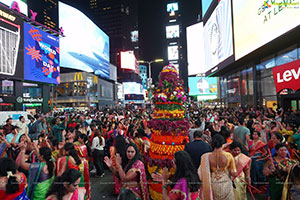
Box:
[90,169,96,173]
[100,173,105,177]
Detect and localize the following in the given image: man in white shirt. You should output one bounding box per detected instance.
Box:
[16,116,28,135]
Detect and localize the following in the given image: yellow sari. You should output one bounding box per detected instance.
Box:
[200,151,236,200]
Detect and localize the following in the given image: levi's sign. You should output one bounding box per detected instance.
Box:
[272,59,300,93]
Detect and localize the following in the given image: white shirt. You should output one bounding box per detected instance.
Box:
[16,121,28,135]
[91,137,105,151]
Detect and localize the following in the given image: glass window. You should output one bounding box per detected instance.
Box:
[275,45,297,66]
[298,46,300,59]
[256,55,275,71]
[22,83,42,98]
[1,80,14,96]
[261,76,276,96]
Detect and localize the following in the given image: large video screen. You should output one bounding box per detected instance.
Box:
[186,22,205,75]
[59,2,110,79]
[188,77,218,98]
[168,45,179,61]
[233,0,300,60]
[121,51,136,71]
[203,0,233,72]
[167,2,178,12]
[166,25,179,39]
[24,22,60,84]
[123,82,143,95]
[0,6,24,80]
[0,0,28,16]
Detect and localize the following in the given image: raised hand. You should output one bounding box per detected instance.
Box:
[104,156,112,168]
[151,172,163,182]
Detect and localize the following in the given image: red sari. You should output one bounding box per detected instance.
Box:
[248,140,266,157]
[75,144,91,200]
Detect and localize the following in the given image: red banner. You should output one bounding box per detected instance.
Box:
[272,59,300,93]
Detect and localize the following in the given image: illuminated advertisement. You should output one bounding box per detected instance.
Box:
[59,2,110,79]
[120,51,139,74]
[202,0,213,17]
[0,6,23,79]
[166,25,179,39]
[168,45,178,61]
[167,2,178,12]
[24,22,60,84]
[123,82,143,95]
[233,0,300,60]
[203,0,233,72]
[186,22,205,75]
[131,30,138,42]
[188,77,218,99]
[0,0,28,16]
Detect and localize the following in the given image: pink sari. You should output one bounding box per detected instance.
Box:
[122,160,149,200]
[169,178,199,200]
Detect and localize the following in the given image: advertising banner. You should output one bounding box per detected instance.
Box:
[188,77,218,97]
[203,0,233,73]
[59,2,110,79]
[272,59,300,93]
[233,0,300,60]
[0,0,28,16]
[24,22,60,84]
[0,6,23,79]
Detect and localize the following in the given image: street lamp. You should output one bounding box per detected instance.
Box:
[138,59,164,86]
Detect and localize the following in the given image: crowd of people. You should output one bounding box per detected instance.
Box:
[0,105,300,200]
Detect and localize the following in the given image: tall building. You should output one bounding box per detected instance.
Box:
[27,0,59,31]
[87,0,139,68]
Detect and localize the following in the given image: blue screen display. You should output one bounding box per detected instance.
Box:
[188,77,217,96]
[59,2,110,79]
[24,22,60,84]
[202,0,213,17]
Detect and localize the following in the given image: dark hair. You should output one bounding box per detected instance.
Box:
[229,141,242,150]
[64,143,81,165]
[171,151,200,192]
[274,132,283,142]
[238,118,245,125]
[195,120,201,127]
[46,169,81,200]
[275,143,287,151]
[39,147,54,176]
[19,116,24,121]
[253,130,261,137]
[123,143,142,173]
[79,134,91,156]
[6,118,12,123]
[0,158,18,194]
[117,189,137,200]
[193,130,203,139]
[212,134,225,149]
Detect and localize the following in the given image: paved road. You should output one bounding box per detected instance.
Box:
[90,169,267,200]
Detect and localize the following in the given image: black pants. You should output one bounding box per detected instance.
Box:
[93,149,104,175]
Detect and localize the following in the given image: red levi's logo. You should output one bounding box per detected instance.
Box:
[272,59,300,93]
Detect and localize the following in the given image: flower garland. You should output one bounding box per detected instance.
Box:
[153,112,185,119]
[145,152,174,167]
[151,135,188,145]
[147,163,176,176]
[149,141,185,156]
[148,119,190,136]
[149,186,163,200]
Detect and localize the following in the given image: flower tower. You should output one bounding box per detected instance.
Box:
[146,64,190,200]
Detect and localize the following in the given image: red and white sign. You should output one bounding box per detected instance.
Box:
[272,59,300,93]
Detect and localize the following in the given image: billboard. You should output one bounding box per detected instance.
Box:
[202,0,213,17]
[0,0,28,16]
[131,30,138,42]
[59,2,110,79]
[203,0,233,73]
[233,0,300,60]
[167,2,178,12]
[186,22,205,75]
[24,22,60,84]
[0,6,24,79]
[188,77,218,99]
[168,45,178,61]
[120,51,139,74]
[166,25,179,39]
[123,82,143,95]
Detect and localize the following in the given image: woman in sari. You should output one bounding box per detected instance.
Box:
[75,134,91,199]
[230,141,251,200]
[104,142,149,200]
[200,134,237,200]
[0,157,29,200]
[248,130,267,187]
[18,142,55,200]
[281,163,300,200]
[263,143,298,200]
[46,169,86,200]
[151,151,200,200]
